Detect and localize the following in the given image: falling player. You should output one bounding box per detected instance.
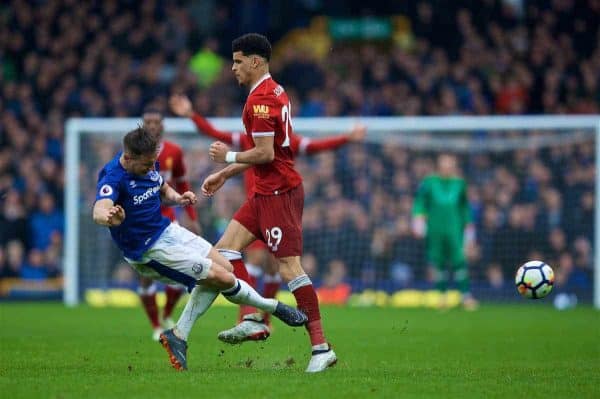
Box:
[201,33,336,372]
[169,93,366,326]
[138,107,199,341]
[92,126,307,371]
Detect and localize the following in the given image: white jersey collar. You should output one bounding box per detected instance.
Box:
[249,73,271,96]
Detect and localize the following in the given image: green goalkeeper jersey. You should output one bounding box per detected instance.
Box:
[412,175,472,236]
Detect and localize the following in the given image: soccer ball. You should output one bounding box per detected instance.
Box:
[515,261,554,299]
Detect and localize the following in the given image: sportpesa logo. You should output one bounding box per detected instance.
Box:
[133,185,161,205]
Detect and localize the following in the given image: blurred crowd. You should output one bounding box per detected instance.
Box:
[0,0,598,295]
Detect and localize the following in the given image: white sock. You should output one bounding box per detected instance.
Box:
[222,279,277,313]
[175,286,219,341]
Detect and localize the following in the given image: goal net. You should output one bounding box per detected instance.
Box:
[64,116,600,308]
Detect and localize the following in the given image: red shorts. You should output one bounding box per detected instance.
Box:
[233,184,303,258]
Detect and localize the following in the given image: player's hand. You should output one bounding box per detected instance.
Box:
[169,94,193,117]
[348,123,367,142]
[106,205,125,227]
[412,216,426,239]
[209,141,230,163]
[201,172,226,197]
[178,191,197,206]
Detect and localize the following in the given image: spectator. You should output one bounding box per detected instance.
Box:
[1,0,597,296]
[29,192,64,251]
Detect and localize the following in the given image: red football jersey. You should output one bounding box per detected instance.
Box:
[191,112,350,198]
[242,74,302,196]
[157,140,197,222]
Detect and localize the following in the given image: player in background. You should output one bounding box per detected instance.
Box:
[412,153,479,310]
[169,93,366,325]
[92,126,307,371]
[138,107,199,341]
[201,33,336,372]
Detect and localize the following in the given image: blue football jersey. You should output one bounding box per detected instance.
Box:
[95,153,170,260]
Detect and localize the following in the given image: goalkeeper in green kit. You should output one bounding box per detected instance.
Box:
[412,153,478,310]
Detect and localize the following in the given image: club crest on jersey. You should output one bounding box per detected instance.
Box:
[99,184,113,197]
[253,104,270,118]
[129,180,136,188]
[191,263,204,275]
[149,171,161,182]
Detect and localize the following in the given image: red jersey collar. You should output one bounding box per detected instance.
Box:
[249,73,271,96]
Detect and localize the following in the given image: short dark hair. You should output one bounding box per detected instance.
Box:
[232,33,272,61]
[123,126,159,156]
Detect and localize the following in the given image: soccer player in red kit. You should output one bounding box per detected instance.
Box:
[201,33,337,372]
[170,93,365,324]
[141,107,199,341]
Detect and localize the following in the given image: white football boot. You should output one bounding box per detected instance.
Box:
[217,313,270,344]
[306,344,337,373]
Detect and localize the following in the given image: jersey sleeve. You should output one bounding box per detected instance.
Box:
[191,113,235,144]
[302,135,351,155]
[247,95,278,139]
[95,170,121,203]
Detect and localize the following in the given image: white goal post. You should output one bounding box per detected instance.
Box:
[64,115,600,308]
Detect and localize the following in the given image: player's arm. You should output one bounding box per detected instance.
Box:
[160,182,197,207]
[299,123,367,155]
[93,199,125,227]
[411,179,429,238]
[201,163,253,197]
[209,96,278,164]
[209,135,273,164]
[169,94,236,144]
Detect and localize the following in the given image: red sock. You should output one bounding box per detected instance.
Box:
[139,293,160,328]
[293,284,326,346]
[231,258,250,282]
[261,281,280,325]
[262,281,280,299]
[239,273,258,321]
[230,258,258,320]
[163,286,184,319]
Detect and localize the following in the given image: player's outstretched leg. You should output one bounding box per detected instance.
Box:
[217,279,307,344]
[221,279,307,324]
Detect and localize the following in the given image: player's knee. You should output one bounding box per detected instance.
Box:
[210,248,234,272]
[204,263,236,290]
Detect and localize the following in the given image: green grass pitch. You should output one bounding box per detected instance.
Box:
[1,303,599,398]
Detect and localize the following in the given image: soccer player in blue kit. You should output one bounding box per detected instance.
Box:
[92,126,307,371]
